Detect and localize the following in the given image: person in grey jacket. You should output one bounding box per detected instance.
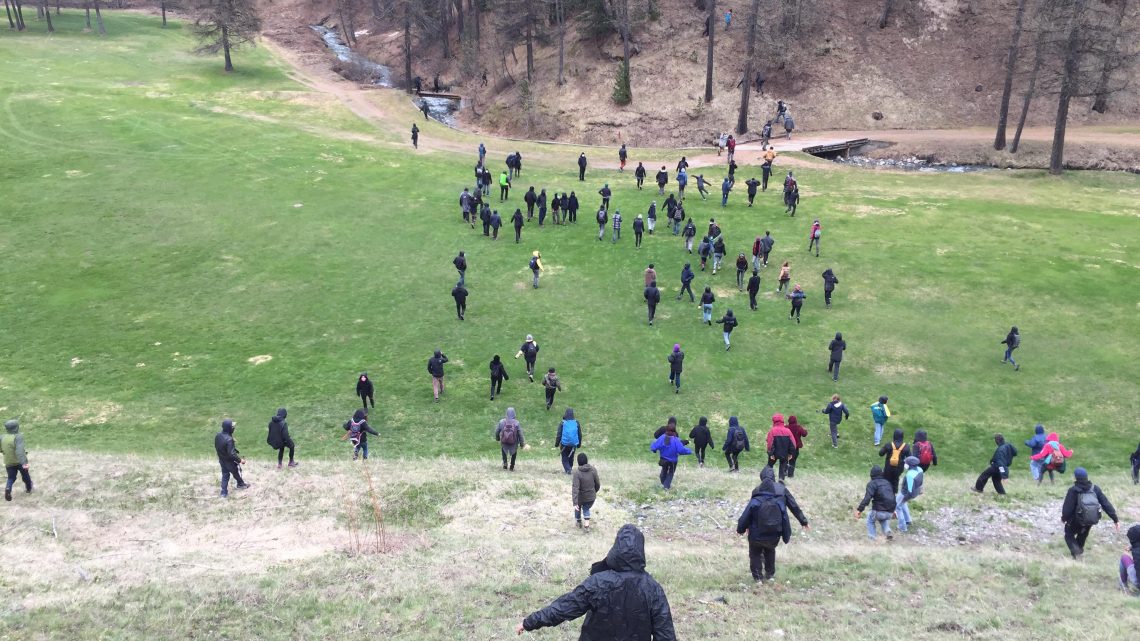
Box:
[495,407,525,471]
[2,420,32,501]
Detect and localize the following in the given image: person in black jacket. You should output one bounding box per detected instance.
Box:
[490,210,502,239]
[856,465,896,540]
[737,466,809,581]
[1061,467,1120,559]
[1001,326,1021,371]
[568,192,579,223]
[745,177,760,206]
[724,416,750,472]
[667,344,684,393]
[689,416,714,466]
[489,354,510,400]
[1131,441,1140,485]
[821,394,849,448]
[343,408,379,460]
[524,186,537,219]
[215,419,249,497]
[356,372,375,409]
[453,251,467,286]
[537,189,548,226]
[428,349,449,402]
[747,269,761,311]
[635,161,646,189]
[828,332,846,382]
[644,280,661,325]
[716,309,738,351]
[598,184,612,211]
[821,268,839,309]
[480,203,492,235]
[517,524,675,639]
[633,215,645,248]
[511,208,525,243]
[878,428,910,494]
[577,153,588,181]
[676,263,695,302]
[973,433,1017,495]
[655,166,669,195]
[516,335,540,382]
[450,281,468,320]
[266,408,297,469]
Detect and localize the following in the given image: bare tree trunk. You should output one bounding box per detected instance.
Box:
[1049,0,1087,175]
[736,0,760,134]
[705,0,715,103]
[878,0,894,29]
[35,0,42,19]
[403,8,413,92]
[471,0,479,41]
[1011,36,1044,154]
[454,0,463,43]
[54,0,58,15]
[525,20,534,82]
[42,0,53,32]
[5,0,15,29]
[161,0,166,27]
[440,0,450,58]
[93,0,105,35]
[222,25,233,72]
[84,2,90,29]
[13,0,24,30]
[994,0,1029,150]
[371,0,382,19]
[556,0,565,85]
[1091,0,1129,113]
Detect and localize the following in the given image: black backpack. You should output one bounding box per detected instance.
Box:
[755,493,785,535]
[733,428,746,449]
[1075,490,1101,527]
[529,257,539,270]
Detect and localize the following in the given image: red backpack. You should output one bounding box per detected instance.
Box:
[915,441,934,466]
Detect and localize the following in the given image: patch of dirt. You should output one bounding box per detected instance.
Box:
[61,401,122,426]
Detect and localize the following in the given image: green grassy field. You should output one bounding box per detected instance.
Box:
[1,14,1139,481]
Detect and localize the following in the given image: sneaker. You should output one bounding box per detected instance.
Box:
[577,520,583,529]
[503,464,508,470]
[1014,364,1020,371]
[886,534,894,541]
[970,487,982,494]
[236,483,252,490]
[277,464,283,470]
[288,461,299,468]
[219,492,229,499]
[4,489,10,502]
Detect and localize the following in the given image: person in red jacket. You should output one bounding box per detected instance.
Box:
[1030,432,1074,485]
[766,413,795,482]
[786,415,808,478]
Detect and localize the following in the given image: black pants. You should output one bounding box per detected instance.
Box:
[678,282,694,301]
[658,461,677,489]
[455,299,466,319]
[768,456,790,481]
[514,225,522,242]
[883,468,901,494]
[636,176,644,189]
[527,203,534,218]
[647,303,656,323]
[501,446,517,470]
[695,444,707,464]
[492,226,499,239]
[830,424,840,447]
[579,167,585,180]
[5,465,32,492]
[748,540,777,580]
[761,250,770,266]
[275,439,295,464]
[525,359,536,379]
[545,387,556,409]
[828,358,840,381]
[1064,523,1092,558]
[635,231,643,247]
[790,303,802,320]
[569,209,577,223]
[725,449,740,471]
[748,291,758,310]
[974,463,1007,494]
[560,446,576,474]
[360,393,374,408]
[737,269,746,289]
[601,198,610,210]
[824,288,833,307]
[788,449,800,477]
[748,193,756,206]
[1133,460,1140,484]
[482,222,490,236]
[762,172,770,190]
[490,375,504,398]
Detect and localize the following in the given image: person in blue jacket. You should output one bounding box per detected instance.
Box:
[651,422,693,490]
[1025,423,1047,481]
[723,416,750,472]
[556,408,583,474]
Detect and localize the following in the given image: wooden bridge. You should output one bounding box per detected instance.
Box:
[801,138,872,159]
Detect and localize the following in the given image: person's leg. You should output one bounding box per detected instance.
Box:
[674,371,681,392]
[881,514,892,537]
[788,449,799,477]
[749,292,757,310]
[1074,525,1092,555]
[502,447,509,469]
[17,466,31,492]
[1133,460,1140,484]
[509,450,517,470]
[277,446,285,466]
[992,472,1006,495]
[581,501,593,529]
[659,463,668,487]
[831,424,838,447]
[220,463,231,496]
[527,360,535,379]
[1064,525,1081,558]
[748,541,764,580]
[561,447,573,474]
[778,458,788,481]
[874,423,883,446]
[865,512,877,539]
[696,444,705,465]
[825,290,832,307]
[726,450,734,470]
[1009,351,1018,370]
[574,504,583,526]
[974,465,993,492]
[895,495,909,532]
[360,440,369,460]
[1046,468,1055,484]
[762,543,777,580]
[546,388,556,409]
[833,361,840,381]
[533,271,539,288]
[666,462,677,489]
[5,466,17,496]
[724,331,731,349]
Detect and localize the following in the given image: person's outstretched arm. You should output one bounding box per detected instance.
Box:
[519,583,594,634]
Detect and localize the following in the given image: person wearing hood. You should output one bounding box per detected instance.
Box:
[1030,431,1074,485]
[821,268,839,309]
[343,408,379,460]
[2,420,32,501]
[489,354,510,400]
[529,251,544,289]
[551,191,562,225]
[1061,467,1120,559]
[1025,424,1047,481]
[676,168,688,199]
[214,419,249,497]
[912,429,937,472]
[556,408,582,474]
[578,152,588,181]
[427,349,449,402]
[700,286,715,325]
[716,309,738,351]
[1131,441,1140,485]
[689,417,714,467]
[356,373,375,409]
[517,524,675,639]
[821,394,849,448]
[651,424,693,490]
[515,334,540,382]
[511,208,525,243]
[633,214,645,248]
[807,220,821,255]
[786,284,806,323]
[644,279,661,326]
[573,453,601,530]
[481,201,493,235]
[489,209,502,239]
[878,428,910,494]
[542,368,563,410]
[735,253,749,290]
[635,161,646,189]
[682,218,697,252]
[266,408,297,469]
[759,231,775,266]
[568,192,579,223]
[894,456,924,533]
[1000,326,1021,371]
[646,201,657,235]
[766,413,795,481]
[524,186,537,218]
[656,165,669,195]
[537,189,548,226]
[1120,524,1140,594]
[451,280,469,321]
[737,466,810,582]
[745,177,760,206]
[973,433,1017,495]
[786,415,808,478]
[712,236,727,274]
[667,344,684,394]
[453,251,467,285]
[596,207,609,241]
[495,407,525,471]
[870,396,890,447]
[723,417,750,472]
[599,184,612,211]
[746,269,761,311]
[827,332,846,381]
[856,465,896,541]
[677,263,696,302]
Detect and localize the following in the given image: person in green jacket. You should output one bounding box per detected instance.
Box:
[1,420,33,501]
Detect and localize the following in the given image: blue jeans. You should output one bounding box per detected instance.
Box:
[1030,459,1043,481]
[672,220,681,235]
[560,446,576,474]
[1003,348,1017,367]
[457,270,465,286]
[575,501,594,523]
[874,423,884,445]
[866,511,892,539]
[612,228,620,242]
[713,253,724,271]
[723,331,731,347]
[355,440,370,459]
[702,304,713,323]
[669,370,681,390]
[532,269,540,288]
[721,192,728,206]
[895,494,911,531]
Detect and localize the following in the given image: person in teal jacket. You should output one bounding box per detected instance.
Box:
[651,424,692,490]
[870,396,890,447]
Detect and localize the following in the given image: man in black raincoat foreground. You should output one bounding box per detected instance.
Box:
[516,524,676,640]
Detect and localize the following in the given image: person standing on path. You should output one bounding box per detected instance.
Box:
[451,281,468,320]
[1061,467,1120,559]
[724,416,750,472]
[572,453,601,530]
[716,309,738,351]
[633,215,645,248]
[855,465,896,541]
[515,524,675,639]
[827,332,846,381]
[766,413,796,482]
[878,428,910,494]
[2,420,33,501]
[542,368,563,410]
[895,456,924,533]
[700,287,715,325]
[726,135,737,163]
[737,466,809,582]
[644,280,661,325]
[786,415,808,478]
[870,396,890,447]
[516,334,540,382]
[512,208,525,243]
[556,408,582,474]
[1001,326,1021,371]
[786,284,806,323]
[578,153,588,181]
[747,269,761,311]
[821,268,839,308]
[495,407,525,471]
[530,251,544,289]
[821,394,850,448]
[356,373,375,409]
[214,419,249,497]
[689,417,714,467]
[677,263,695,302]
[667,344,684,393]
[427,349,449,402]
[411,123,419,148]
[489,354,509,400]
[651,424,693,490]
[973,434,1017,495]
[266,408,297,470]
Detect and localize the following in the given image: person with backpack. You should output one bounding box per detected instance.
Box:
[785,185,800,217]
[737,466,810,582]
[682,218,697,252]
[1061,467,1120,559]
[776,261,791,293]
[510,208,525,243]
[578,152,588,181]
[342,408,378,460]
[689,417,714,467]
[761,123,773,148]
[855,465,897,541]
[611,210,623,243]
[716,309,738,351]
[515,334,540,382]
[912,430,937,472]
[786,284,806,324]
[972,433,1017,495]
[735,253,749,290]
[489,354,510,400]
[870,396,890,447]
[516,524,675,639]
[821,268,839,309]
[644,280,661,325]
[724,416,750,472]
[495,407,525,471]
[573,453,601,531]
[827,332,846,382]
[1121,524,1140,594]
[786,415,808,478]
[596,207,608,241]
[807,219,821,256]
[451,281,468,321]
[697,235,711,271]
[878,429,910,494]
[529,251,544,289]
[784,113,795,140]
[894,456,924,533]
[821,394,850,448]
[633,214,645,248]
[1030,431,1074,485]
[746,269,761,311]
[745,177,760,207]
[700,286,715,325]
[356,372,375,409]
[1131,441,1140,485]
[266,408,297,470]
[427,349,449,402]
[651,424,693,490]
[635,162,646,189]
[677,263,696,302]
[556,408,582,474]
[766,413,796,482]
[712,236,727,274]
[655,166,669,195]
[1000,326,1021,371]
[1025,424,1047,481]
[542,368,563,410]
[460,187,474,225]
[214,418,249,497]
[667,344,684,394]
[2,420,32,501]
